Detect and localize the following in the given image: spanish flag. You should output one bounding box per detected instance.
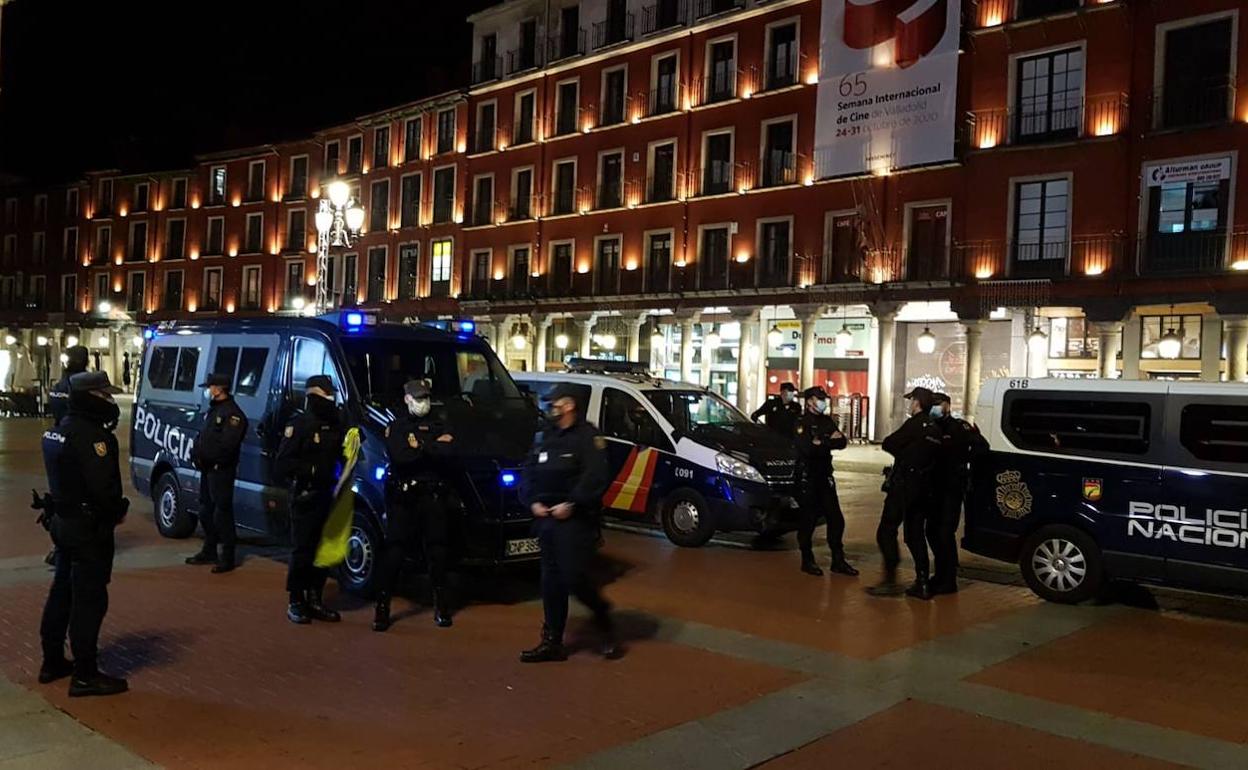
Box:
[602,447,659,514]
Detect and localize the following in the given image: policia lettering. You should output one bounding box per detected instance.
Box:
[1129,502,1248,549]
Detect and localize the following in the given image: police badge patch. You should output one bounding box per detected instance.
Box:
[1082,478,1103,502]
[284,425,294,438]
[229,415,241,426]
[995,470,1033,520]
[408,433,419,449]
[593,436,606,450]
[93,441,108,457]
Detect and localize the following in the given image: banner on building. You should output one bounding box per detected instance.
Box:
[814,0,961,179]
[1143,157,1232,187]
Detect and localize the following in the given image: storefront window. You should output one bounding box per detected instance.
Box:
[1046,317,1099,359]
[1140,314,1202,359]
[902,321,1012,413]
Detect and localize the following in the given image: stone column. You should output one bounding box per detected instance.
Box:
[1226,315,1248,382]
[732,309,760,412]
[532,313,551,372]
[872,303,899,441]
[1120,315,1142,380]
[962,319,985,420]
[678,314,697,384]
[574,313,596,360]
[1092,321,1123,380]
[794,303,823,390]
[625,313,645,362]
[1200,316,1222,382]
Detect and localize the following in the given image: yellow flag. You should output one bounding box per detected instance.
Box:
[314,427,362,568]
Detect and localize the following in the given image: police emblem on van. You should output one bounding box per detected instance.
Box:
[995,470,1033,520]
[1082,478,1102,502]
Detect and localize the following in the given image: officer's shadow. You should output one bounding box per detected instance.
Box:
[99,630,195,677]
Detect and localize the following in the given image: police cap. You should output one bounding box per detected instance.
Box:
[547,383,584,409]
[779,382,797,393]
[933,392,952,405]
[70,370,122,394]
[199,373,232,389]
[903,386,935,409]
[305,375,337,394]
[64,345,89,371]
[403,379,432,399]
[802,386,829,400]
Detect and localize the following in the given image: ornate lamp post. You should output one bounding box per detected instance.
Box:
[313,180,365,314]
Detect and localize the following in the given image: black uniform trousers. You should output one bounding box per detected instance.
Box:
[877,478,933,575]
[198,470,237,559]
[798,476,846,561]
[380,485,451,594]
[40,515,115,676]
[927,478,965,587]
[536,516,610,641]
[286,491,332,596]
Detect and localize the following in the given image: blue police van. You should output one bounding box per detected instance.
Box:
[130,312,539,595]
[514,362,801,547]
[963,377,1248,603]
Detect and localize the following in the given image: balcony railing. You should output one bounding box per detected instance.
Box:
[512,120,535,146]
[763,48,799,92]
[595,179,625,210]
[1152,76,1237,131]
[592,13,634,50]
[954,235,1127,280]
[472,56,502,85]
[695,0,743,19]
[696,161,740,196]
[547,29,587,62]
[549,186,581,216]
[966,92,1128,149]
[599,94,629,127]
[468,199,496,227]
[646,173,676,204]
[754,151,798,189]
[1137,229,1246,276]
[506,47,539,75]
[647,84,680,117]
[641,0,686,35]
[696,69,738,105]
[508,198,533,221]
[973,0,1088,28]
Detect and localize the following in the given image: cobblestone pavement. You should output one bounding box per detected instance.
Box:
[1,415,1246,769]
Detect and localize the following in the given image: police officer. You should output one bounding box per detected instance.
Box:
[275,375,346,625]
[186,373,248,574]
[519,383,617,662]
[374,379,457,632]
[38,371,129,697]
[751,382,801,438]
[49,345,89,424]
[927,393,989,595]
[870,387,943,600]
[794,386,858,577]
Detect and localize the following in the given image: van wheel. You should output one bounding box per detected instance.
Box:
[336,510,382,598]
[661,490,715,548]
[154,473,196,539]
[1020,525,1104,604]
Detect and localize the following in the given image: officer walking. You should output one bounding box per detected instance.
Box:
[275,375,346,625]
[38,371,129,697]
[48,345,89,424]
[374,379,457,632]
[870,387,943,599]
[186,373,248,574]
[519,383,617,662]
[751,382,800,438]
[927,393,989,595]
[794,386,858,577]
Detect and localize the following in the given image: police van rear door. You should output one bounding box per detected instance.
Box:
[1160,389,1248,592]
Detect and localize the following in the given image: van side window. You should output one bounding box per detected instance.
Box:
[147,347,178,389]
[1005,397,1151,455]
[213,346,240,382]
[236,348,269,397]
[601,388,670,450]
[172,348,200,392]
[292,337,341,399]
[1180,404,1248,464]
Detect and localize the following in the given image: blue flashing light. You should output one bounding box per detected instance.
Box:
[460,320,475,333]
[143,328,156,340]
[374,465,387,481]
[345,311,364,327]
[500,471,518,488]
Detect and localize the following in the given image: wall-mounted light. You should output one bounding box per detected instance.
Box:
[1157,327,1182,360]
[916,326,937,354]
[555,334,569,350]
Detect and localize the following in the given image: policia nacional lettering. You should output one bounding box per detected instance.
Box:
[1128,502,1248,549]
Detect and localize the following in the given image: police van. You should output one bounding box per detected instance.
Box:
[130,312,539,595]
[963,377,1248,603]
[513,361,800,547]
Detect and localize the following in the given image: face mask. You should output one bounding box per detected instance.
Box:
[930,404,945,419]
[781,391,794,404]
[409,397,431,418]
[815,399,829,414]
[307,393,337,419]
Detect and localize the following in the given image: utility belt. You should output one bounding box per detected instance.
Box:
[394,477,448,497]
[32,490,99,528]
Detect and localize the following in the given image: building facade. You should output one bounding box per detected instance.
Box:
[1,0,1246,439]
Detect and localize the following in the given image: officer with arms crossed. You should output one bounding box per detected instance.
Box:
[519,384,618,662]
[38,371,129,697]
[751,382,801,438]
[374,379,457,632]
[794,386,858,577]
[871,387,943,599]
[927,392,988,595]
[186,373,248,573]
[275,375,346,625]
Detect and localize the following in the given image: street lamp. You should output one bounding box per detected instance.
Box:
[916,326,937,354]
[66,335,79,348]
[601,334,617,351]
[2,334,13,346]
[555,333,569,350]
[98,300,112,314]
[314,181,365,314]
[1158,326,1182,360]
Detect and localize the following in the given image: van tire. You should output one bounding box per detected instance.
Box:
[153,472,196,539]
[1020,525,1104,604]
[660,489,715,548]
[336,509,383,598]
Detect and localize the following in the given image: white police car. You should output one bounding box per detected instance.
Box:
[964,377,1248,603]
[514,360,800,547]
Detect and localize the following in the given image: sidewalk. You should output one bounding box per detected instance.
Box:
[837,442,890,475]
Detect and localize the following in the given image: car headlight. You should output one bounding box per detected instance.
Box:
[715,452,765,483]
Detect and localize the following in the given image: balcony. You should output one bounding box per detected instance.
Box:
[506,47,539,75]
[468,200,496,228]
[1137,229,1246,276]
[973,0,1093,28]
[472,127,496,154]
[641,0,686,35]
[599,95,628,128]
[592,13,634,50]
[472,56,502,85]
[547,29,587,63]
[955,235,1127,280]
[755,151,798,189]
[549,186,580,217]
[646,84,680,117]
[507,198,533,222]
[645,173,676,204]
[696,161,740,197]
[695,0,743,20]
[1151,76,1237,131]
[697,69,738,105]
[763,49,799,92]
[594,179,625,211]
[966,92,1128,150]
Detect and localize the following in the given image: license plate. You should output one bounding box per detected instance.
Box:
[506,538,541,556]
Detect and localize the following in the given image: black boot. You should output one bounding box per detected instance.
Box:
[212,550,236,574]
[373,593,392,632]
[520,630,567,663]
[905,572,933,600]
[829,552,859,577]
[800,555,824,576]
[38,657,74,684]
[433,589,453,628]
[865,565,904,597]
[185,549,217,566]
[306,589,341,623]
[287,592,312,625]
[595,610,621,660]
[68,670,128,697]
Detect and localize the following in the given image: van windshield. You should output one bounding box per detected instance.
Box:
[644,390,749,435]
[339,337,521,411]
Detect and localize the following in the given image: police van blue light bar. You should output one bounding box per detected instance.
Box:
[374,465,387,481]
[339,311,378,331]
[499,471,517,488]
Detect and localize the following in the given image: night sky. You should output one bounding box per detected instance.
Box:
[0,0,497,182]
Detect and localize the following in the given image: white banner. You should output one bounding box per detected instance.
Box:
[814,0,961,178]
[1143,157,1231,187]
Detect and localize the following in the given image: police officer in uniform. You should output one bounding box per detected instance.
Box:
[794,386,858,577]
[49,345,88,424]
[186,373,248,573]
[927,393,988,595]
[870,387,943,599]
[38,371,129,697]
[519,383,617,662]
[374,379,457,632]
[275,375,346,625]
[751,382,801,438]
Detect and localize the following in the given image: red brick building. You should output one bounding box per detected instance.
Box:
[1,0,1246,438]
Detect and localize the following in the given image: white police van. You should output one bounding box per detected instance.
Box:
[514,361,800,547]
[964,377,1248,603]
